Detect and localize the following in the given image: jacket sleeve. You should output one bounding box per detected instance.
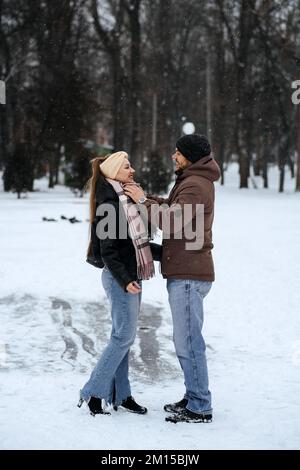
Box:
[144,184,208,237]
[146,193,169,204]
[98,200,136,291]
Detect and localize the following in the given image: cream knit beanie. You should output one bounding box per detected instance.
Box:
[100,151,128,179]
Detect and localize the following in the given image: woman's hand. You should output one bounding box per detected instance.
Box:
[123,184,146,203]
[126,281,142,294]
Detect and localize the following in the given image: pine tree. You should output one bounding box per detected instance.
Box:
[64,142,91,197]
[3,143,34,198]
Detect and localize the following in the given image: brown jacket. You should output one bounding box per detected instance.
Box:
[144,156,220,281]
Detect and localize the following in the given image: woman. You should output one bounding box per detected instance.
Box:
[78,151,154,417]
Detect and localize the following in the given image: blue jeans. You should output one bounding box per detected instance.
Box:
[80,268,141,406]
[167,279,212,414]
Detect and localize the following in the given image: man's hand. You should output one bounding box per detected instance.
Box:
[126,281,142,294]
[123,184,146,203]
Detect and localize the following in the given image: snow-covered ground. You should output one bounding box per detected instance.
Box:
[0,164,300,450]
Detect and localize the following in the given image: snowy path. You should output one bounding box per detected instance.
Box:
[0,294,177,381]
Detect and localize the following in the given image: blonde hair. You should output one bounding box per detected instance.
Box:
[85,155,108,256]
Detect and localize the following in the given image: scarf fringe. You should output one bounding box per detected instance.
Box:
[137,262,155,280]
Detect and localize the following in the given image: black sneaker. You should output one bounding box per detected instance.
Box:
[114,396,147,414]
[165,408,212,423]
[164,397,188,413]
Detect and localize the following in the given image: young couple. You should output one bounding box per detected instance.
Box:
[78,134,220,424]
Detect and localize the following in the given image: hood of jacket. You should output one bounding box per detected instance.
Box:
[176,156,221,183]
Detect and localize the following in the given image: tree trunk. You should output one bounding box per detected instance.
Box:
[206,54,212,145]
[262,151,268,188]
[54,165,59,185]
[128,0,141,174]
[279,166,285,193]
[54,150,61,185]
[296,104,300,191]
[48,152,55,188]
[0,100,8,170]
[151,92,157,151]
[235,0,256,189]
[296,151,300,191]
[278,132,290,193]
[112,53,125,151]
[239,149,249,188]
[213,10,226,186]
[287,157,294,178]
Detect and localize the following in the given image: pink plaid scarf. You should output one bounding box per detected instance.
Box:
[107,179,155,280]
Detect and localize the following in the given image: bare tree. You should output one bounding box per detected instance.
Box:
[92,0,128,151]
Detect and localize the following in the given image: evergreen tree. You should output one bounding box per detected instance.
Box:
[3,143,34,198]
[64,142,91,197]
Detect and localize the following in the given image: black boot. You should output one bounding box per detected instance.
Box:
[114,396,147,414]
[78,396,111,417]
[165,409,212,424]
[164,397,188,413]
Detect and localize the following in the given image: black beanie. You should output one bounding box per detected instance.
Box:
[176,134,211,163]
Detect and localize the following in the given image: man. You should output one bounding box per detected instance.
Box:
[124,134,220,423]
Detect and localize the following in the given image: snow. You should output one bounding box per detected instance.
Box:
[0,164,300,450]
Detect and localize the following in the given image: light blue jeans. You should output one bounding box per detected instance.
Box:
[80,268,141,406]
[167,279,212,415]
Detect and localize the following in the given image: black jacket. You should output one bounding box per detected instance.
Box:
[90,176,138,290]
[89,176,162,289]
